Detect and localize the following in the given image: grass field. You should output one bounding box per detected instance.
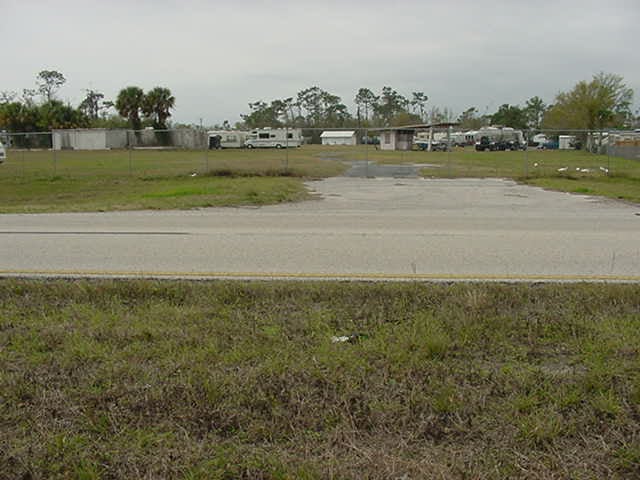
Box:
[0,146,638,212]
[0,148,345,213]
[1,279,639,479]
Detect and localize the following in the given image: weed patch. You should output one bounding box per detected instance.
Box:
[1,280,639,478]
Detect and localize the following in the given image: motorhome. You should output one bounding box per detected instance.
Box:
[245,128,303,149]
[0,141,6,164]
[208,130,249,149]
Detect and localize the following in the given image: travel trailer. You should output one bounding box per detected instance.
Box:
[245,128,303,148]
[0,141,6,164]
[208,131,249,149]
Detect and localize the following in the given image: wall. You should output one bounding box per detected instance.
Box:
[128,129,208,149]
[321,135,356,146]
[52,128,209,150]
[106,130,128,149]
[53,129,106,150]
[379,131,395,150]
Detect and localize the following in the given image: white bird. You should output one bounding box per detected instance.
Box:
[331,336,350,343]
[576,167,580,171]
[533,163,539,167]
[190,172,198,177]
[557,167,568,172]
[580,168,591,173]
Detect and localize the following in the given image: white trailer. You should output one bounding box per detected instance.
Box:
[245,128,302,149]
[558,135,576,150]
[208,130,249,149]
[320,130,357,145]
[0,141,5,164]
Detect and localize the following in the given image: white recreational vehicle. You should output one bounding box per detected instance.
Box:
[0,141,6,164]
[245,128,303,149]
[208,131,249,149]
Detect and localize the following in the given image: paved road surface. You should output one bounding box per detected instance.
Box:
[1,178,639,281]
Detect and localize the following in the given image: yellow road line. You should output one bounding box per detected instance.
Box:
[0,269,639,282]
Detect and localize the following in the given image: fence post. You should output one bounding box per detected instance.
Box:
[205,137,209,173]
[607,130,611,176]
[365,127,369,178]
[52,135,57,176]
[285,126,289,171]
[128,130,132,176]
[447,125,452,177]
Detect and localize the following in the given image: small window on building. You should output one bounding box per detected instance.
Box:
[384,132,391,144]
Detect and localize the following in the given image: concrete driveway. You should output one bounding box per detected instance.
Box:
[1,177,639,281]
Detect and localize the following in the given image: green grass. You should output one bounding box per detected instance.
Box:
[527,174,640,204]
[0,175,308,213]
[1,146,639,213]
[0,148,345,213]
[1,279,639,479]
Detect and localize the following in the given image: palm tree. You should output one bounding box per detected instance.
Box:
[115,86,144,130]
[142,87,175,129]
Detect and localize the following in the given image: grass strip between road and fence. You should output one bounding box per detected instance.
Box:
[0,146,639,212]
[1,279,639,479]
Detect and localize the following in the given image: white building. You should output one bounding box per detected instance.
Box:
[379,129,414,151]
[52,128,128,150]
[378,123,459,151]
[320,130,357,146]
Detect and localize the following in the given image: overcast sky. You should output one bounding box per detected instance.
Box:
[2,0,638,125]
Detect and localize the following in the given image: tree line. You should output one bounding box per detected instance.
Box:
[0,71,636,134]
[239,86,440,129]
[0,70,175,133]
[239,73,636,132]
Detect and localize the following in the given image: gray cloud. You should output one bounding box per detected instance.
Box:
[2,0,638,124]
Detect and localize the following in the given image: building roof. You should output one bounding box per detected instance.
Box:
[320,130,356,138]
[371,122,459,132]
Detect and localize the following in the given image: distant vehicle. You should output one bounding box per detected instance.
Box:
[415,139,448,151]
[474,126,525,151]
[540,140,559,150]
[245,128,303,149]
[0,141,6,164]
[531,133,548,148]
[207,130,249,149]
[451,131,477,147]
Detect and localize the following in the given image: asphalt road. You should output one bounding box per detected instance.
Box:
[1,178,639,281]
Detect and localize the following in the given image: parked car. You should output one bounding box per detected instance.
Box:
[415,140,449,152]
[475,136,525,151]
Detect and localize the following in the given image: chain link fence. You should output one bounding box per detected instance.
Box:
[0,127,638,179]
